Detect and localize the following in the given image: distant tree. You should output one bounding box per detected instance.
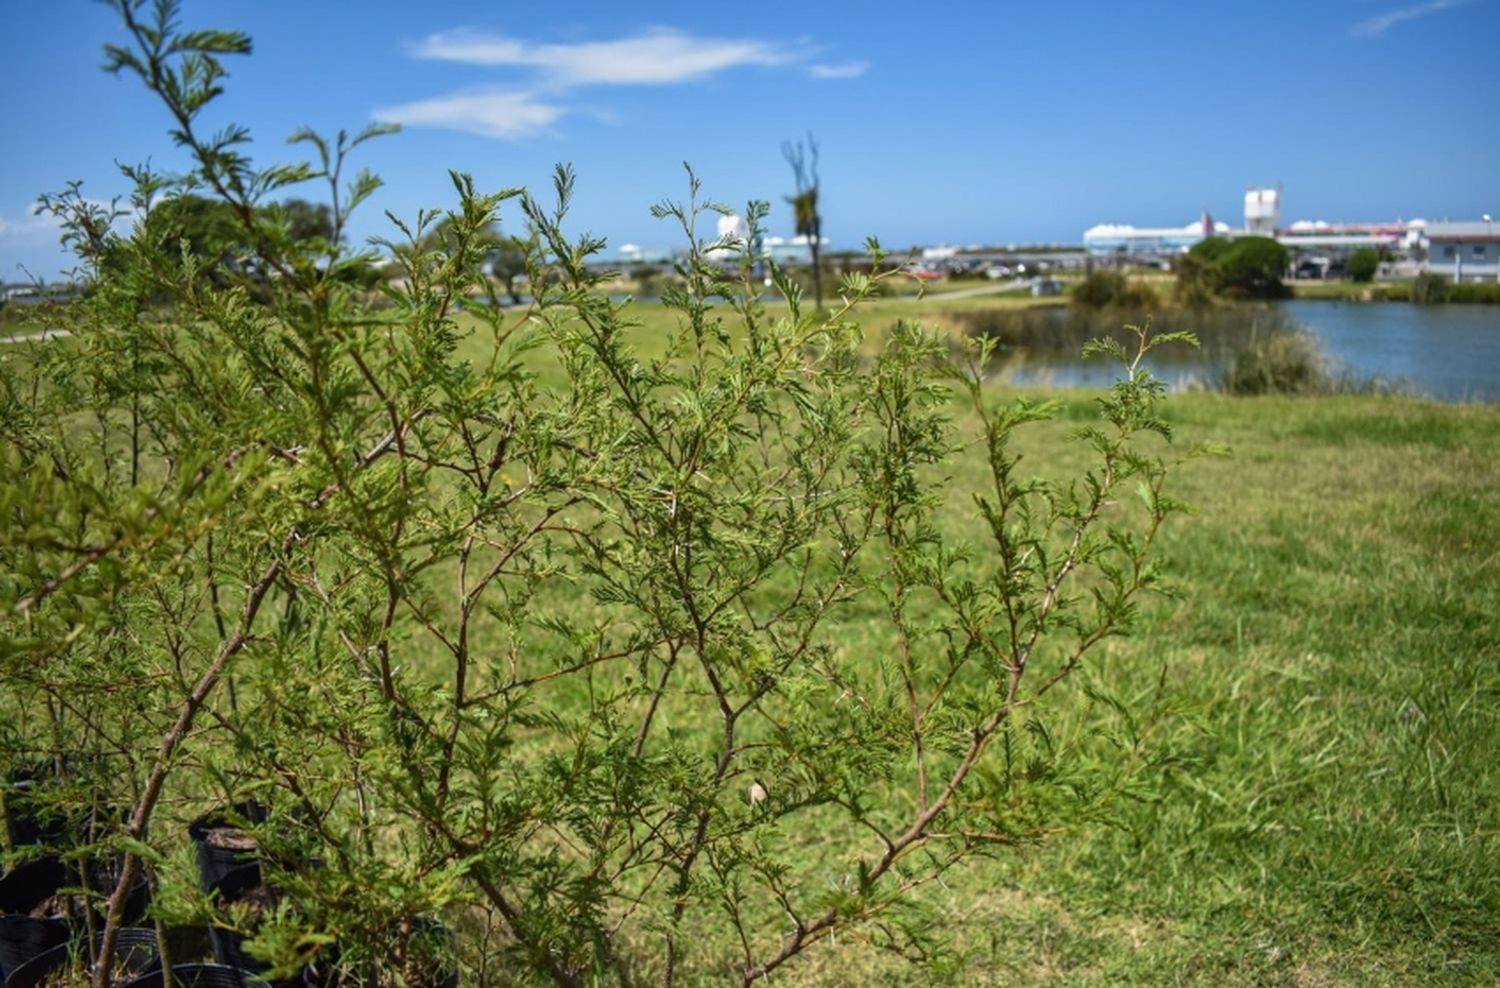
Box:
[1176,236,1288,301]
[1217,237,1290,298]
[120,195,338,283]
[273,197,335,244]
[1346,248,1380,283]
[782,133,823,309]
[142,193,246,267]
[486,235,530,305]
[1187,237,1234,264]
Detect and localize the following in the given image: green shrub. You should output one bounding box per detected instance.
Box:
[1368,281,1411,302]
[1222,330,1332,395]
[1447,281,1500,304]
[1185,237,1235,265]
[1346,248,1380,283]
[1412,271,1450,304]
[1071,269,1159,310]
[1176,236,1289,301]
[1217,237,1291,299]
[0,3,1204,986]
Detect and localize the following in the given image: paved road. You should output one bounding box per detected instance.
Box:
[917,279,1031,302]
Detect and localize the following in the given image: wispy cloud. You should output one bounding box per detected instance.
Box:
[808,61,868,80]
[410,28,794,85]
[374,88,565,140]
[385,26,859,139]
[1352,0,1471,37]
[0,207,58,244]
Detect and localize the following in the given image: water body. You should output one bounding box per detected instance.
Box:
[1280,300,1500,403]
[998,301,1500,403]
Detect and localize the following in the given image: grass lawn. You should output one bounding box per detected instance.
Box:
[658,385,1497,986]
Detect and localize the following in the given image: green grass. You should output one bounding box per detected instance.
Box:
[1291,280,1500,304]
[760,391,1500,985]
[1291,281,1414,302]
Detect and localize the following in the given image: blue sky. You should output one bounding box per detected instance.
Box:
[2,0,1496,280]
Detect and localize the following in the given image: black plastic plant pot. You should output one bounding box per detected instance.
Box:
[0,859,68,916]
[0,857,72,979]
[88,860,153,929]
[2,926,159,988]
[0,856,152,978]
[120,964,272,988]
[0,917,70,985]
[205,865,272,976]
[204,929,263,982]
[188,805,269,892]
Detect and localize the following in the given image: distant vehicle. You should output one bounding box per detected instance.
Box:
[905,266,944,282]
[985,264,1013,279]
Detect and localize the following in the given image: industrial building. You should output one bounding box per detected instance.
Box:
[1083,187,1495,282]
[1425,220,1499,283]
[1080,212,1232,254]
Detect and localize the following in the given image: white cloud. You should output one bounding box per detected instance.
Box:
[410,28,793,85]
[0,208,59,244]
[1352,0,1471,37]
[388,26,862,139]
[373,88,565,140]
[807,61,868,80]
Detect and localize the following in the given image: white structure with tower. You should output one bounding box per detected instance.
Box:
[1243,187,1282,236]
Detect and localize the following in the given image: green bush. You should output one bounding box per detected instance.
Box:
[1368,281,1411,301]
[1412,271,1450,304]
[1176,236,1289,301]
[1447,281,1500,304]
[1185,237,1234,265]
[1216,237,1291,299]
[1221,330,1332,395]
[1346,248,1380,283]
[1071,269,1160,310]
[0,3,1204,986]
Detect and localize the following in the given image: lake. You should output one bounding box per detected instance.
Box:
[997,300,1500,402]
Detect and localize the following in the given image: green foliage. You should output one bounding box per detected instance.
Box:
[1346,247,1380,283]
[1176,236,1290,301]
[0,5,1202,987]
[1412,271,1449,304]
[1446,280,1500,303]
[1071,269,1160,311]
[1221,329,1333,395]
[1216,237,1291,299]
[1186,237,1235,265]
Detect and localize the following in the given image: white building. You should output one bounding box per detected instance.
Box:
[1083,212,1231,254]
[1425,220,1499,283]
[1244,188,1282,236]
